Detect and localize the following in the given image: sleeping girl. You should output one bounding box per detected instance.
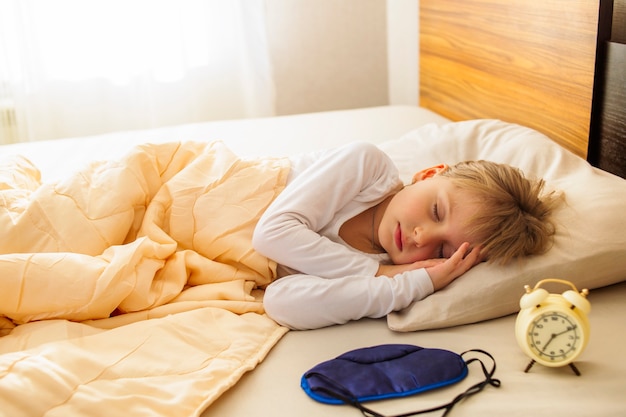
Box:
[253,141,559,329]
[0,140,557,331]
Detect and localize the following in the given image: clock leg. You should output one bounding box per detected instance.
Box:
[569,363,581,376]
[524,359,536,373]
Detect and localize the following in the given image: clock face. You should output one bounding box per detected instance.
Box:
[526,311,583,364]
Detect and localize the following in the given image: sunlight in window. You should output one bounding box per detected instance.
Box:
[0,0,274,143]
[23,0,238,84]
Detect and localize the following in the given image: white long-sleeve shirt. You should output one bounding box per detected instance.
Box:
[252,142,434,329]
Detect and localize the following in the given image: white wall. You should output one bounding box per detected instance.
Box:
[387,0,419,106]
[266,0,419,115]
[266,0,389,115]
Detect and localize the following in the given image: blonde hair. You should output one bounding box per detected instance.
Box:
[439,160,561,265]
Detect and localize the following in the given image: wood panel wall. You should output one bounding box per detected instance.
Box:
[420,0,599,157]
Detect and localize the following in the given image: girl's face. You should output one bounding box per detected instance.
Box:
[378,175,481,265]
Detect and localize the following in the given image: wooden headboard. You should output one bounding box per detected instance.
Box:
[588,0,626,178]
[419,0,598,159]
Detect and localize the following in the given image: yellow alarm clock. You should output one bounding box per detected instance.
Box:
[515,278,590,375]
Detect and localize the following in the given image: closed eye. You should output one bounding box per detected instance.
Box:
[433,203,445,257]
[432,203,440,222]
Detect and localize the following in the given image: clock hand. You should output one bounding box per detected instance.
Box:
[542,334,557,351]
[541,326,577,352]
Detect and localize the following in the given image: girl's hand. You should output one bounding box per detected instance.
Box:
[376,242,482,290]
[376,258,446,278]
[425,242,482,290]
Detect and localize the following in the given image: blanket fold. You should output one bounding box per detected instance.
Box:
[0,141,290,416]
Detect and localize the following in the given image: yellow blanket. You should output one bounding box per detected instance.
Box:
[0,141,290,416]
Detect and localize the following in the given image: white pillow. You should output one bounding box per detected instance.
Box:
[378,119,626,331]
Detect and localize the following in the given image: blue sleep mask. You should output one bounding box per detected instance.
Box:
[301,344,500,417]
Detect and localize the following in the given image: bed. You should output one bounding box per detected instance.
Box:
[1,0,625,416]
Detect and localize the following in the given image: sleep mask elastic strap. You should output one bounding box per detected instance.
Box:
[437,349,501,416]
[309,349,500,417]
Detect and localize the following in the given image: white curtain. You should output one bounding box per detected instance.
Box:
[0,0,275,144]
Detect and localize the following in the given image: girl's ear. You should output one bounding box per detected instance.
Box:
[412,164,449,184]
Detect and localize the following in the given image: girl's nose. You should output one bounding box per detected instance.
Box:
[412,226,430,247]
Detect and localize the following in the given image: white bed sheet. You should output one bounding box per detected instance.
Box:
[2,105,625,416]
[204,282,626,417]
[2,105,449,182]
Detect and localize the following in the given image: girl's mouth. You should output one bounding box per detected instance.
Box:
[394,224,403,251]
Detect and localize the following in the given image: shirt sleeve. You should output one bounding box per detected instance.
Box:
[252,141,402,278]
[263,268,435,330]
